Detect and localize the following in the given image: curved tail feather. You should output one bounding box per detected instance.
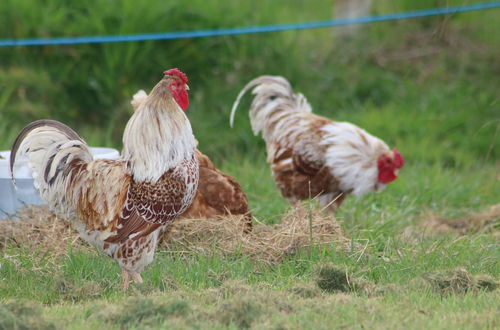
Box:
[230,75,296,128]
[230,75,312,137]
[10,120,93,210]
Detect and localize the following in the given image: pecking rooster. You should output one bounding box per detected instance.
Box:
[132,90,252,232]
[10,69,199,289]
[230,75,404,213]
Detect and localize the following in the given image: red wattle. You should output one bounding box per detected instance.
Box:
[176,90,189,110]
[393,148,404,168]
[378,170,397,184]
[169,81,189,111]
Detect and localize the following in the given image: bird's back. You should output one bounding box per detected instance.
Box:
[180,150,252,230]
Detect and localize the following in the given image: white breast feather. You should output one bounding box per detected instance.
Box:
[122,98,196,183]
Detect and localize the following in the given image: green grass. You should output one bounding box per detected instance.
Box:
[1,0,499,328]
[1,158,498,328]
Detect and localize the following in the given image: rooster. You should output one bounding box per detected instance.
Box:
[10,69,198,289]
[132,90,252,232]
[230,75,404,213]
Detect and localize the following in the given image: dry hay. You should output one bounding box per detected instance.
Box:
[0,205,86,257]
[423,268,498,295]
[418,204,499,236]
[161,206,350,263]
[402,204,499,239]
[1,205,349,263]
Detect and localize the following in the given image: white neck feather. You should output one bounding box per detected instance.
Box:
[321,122,390,196]
[235,76,392,197]
[122,95,196,183]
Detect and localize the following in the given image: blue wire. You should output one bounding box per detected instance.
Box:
[1,2,499,47]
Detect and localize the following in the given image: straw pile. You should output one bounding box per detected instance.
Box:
[1,205,349,263]
[0,206,85,257]
[162,207,350,263]
[415,204,499,237]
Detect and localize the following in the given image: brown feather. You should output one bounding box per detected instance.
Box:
[232,75,396,213]
[10,72,199,288]
[180,150,252,232]
[106,207,161,244]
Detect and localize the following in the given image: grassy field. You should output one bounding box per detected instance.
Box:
[1,0,499,329]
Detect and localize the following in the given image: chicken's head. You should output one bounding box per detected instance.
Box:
[377,148,404,184]
[164,68,189,111]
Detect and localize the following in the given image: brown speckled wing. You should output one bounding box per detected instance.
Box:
[106,155,198,244]
[105,201,161,244]
[270,116,340,202]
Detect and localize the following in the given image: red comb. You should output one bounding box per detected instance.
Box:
[393,148,404,168]
[163,68,188,83]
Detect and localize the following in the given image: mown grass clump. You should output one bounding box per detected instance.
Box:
[288,282,322,298]
[92,296,190,327]
[54,277,107,302]
[424,268,499,295]
[417,204,500,236]
[0,300,55,330]
[316,265,352,293]
[218,297,263,329]
[1,204,349,265]
[315,263,382,295]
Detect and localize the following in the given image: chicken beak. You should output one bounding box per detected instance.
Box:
[185,84,190,91]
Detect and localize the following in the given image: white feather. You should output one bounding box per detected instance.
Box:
[123,89,197,183]
[321,122,389,196]
[131,90,148,111]
[232,75,394,201]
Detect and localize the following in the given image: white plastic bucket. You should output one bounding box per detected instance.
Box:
[0,147,120,219]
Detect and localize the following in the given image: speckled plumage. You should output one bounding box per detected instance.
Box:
[131,90,252,232]
[231,75,401,213]
[10,71,198,288]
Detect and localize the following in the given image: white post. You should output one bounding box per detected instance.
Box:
[333,0,373,37]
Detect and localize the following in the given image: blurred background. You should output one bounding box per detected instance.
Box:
[1,0,498,159]
[0,1,498,216]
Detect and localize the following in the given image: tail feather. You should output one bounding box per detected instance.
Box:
[10,120,93,205]
[229,75,312,134]
[230,76,291,128]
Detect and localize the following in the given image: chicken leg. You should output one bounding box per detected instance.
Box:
[122,269,144,290]
[122,269,130,290]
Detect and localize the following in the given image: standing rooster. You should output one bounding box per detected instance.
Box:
[132,90,252,232]
[230,75,403,213]
[10,69,198,289]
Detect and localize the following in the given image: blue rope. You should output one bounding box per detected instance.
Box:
[1,2,499,47]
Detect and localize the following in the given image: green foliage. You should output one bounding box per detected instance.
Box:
[1,0,498,165]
